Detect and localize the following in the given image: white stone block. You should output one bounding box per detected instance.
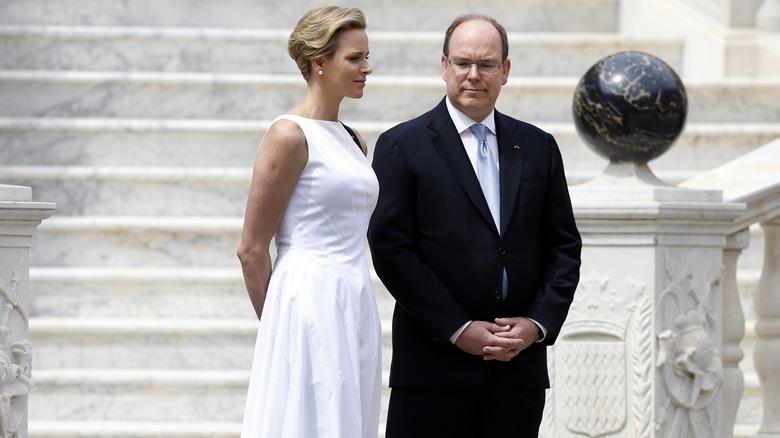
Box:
[29,369,249,421]
[32,216,242,268]
[0,25,683,78]
[0,0,620,32]
[28,267,253,319]
[0,166,251,216]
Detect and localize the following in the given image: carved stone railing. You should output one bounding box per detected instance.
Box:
[0,184,54,438]
[544,167,744,438]
[681,138,780,438]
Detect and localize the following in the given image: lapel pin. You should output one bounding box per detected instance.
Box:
[513,145,521,150]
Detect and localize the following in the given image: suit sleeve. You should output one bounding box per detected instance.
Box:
[526,133,582,345]
[368,132,472,344]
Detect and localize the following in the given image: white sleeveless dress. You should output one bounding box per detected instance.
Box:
[241,115,382,438]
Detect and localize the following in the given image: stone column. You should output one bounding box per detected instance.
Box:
[0,184,55,437]
[753,219,780,438]
[541,164,743,438]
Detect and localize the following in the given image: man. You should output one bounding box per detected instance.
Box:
[367,14,582,437]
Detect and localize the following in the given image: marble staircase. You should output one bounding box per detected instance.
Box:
[0,0,778,436]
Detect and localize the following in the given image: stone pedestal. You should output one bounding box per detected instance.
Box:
[0,184,54,438]
[541,163,744,438]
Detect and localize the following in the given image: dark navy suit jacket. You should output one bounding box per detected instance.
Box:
[368,98,581,389]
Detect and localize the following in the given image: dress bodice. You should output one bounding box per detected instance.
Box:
[271,115,378,266]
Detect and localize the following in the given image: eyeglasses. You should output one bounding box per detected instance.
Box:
[446,58,504,75]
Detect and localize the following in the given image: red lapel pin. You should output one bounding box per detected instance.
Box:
[513,145,521,150]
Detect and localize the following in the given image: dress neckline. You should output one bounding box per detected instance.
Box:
[282,114,342,125]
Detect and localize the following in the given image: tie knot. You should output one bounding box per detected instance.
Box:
[469,124,487,142]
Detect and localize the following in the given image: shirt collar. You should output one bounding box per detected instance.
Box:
[445,96,496,136]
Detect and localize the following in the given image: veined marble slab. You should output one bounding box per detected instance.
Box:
[0,0,619,32]
[29,369,249,422]
[0,166,252,216]
[32,216,242,267]
[3,72,779,123]
[28,266,252,318]
[0,25,681,77]
[29,420,242,438]
[2,118,778,174]
[29,317,258,369]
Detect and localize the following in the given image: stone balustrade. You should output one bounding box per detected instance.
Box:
[543,137,780,437]
[543,162,744,437]
[682,138,780,438]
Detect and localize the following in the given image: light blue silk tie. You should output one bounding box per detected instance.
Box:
[470,123,500,228]
[470,123,508,299]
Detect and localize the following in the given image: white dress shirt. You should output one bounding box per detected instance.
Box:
[444,97,548,345]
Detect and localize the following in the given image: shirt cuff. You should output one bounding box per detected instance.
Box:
[526,318,548,342]
[449,320,472,344]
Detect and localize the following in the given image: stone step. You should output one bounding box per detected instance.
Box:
[29,368,392,422]
[29,421,241,438]
[0,165,705,215]
[0,25,683,77]
[27,266,396,320]
[0,0,619,32]
[25,265,760,326]
[30,318,258,370]
[0,166,251,216]
[27,339,761,432]
[27,365,759,427]
[5,155,779,217]
[0,118,267,167]
[28,267,254,319]
[2,71,779,123]
[32,216,242,267]
[29,369,248,422]
[2,118,778,170]
[26,263,760,321]
[24,417,764,438]
[29,316,394,370]
[0,71,567,122]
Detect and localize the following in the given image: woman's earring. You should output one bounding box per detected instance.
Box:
[318,70,323,76]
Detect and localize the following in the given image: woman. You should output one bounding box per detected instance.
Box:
[237,6,380,438]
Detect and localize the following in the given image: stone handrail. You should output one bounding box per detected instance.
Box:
[681,138,780,437]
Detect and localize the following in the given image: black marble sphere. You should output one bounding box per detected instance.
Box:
[573,51,687,163]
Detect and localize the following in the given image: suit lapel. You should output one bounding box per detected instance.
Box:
[495,112,524,236]
[429,101,497,234]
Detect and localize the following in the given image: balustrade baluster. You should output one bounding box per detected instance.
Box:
[723,230,749,437]
[753,219,780,438]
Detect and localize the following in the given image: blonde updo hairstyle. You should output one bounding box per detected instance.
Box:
[288,6,367,80]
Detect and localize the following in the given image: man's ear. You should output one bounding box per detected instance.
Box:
[501,58,511,85]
